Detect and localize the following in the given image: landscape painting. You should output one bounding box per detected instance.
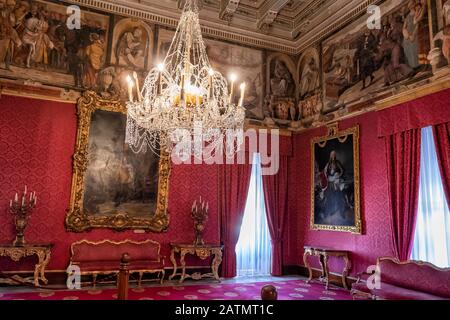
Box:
[322,0,432,112]
[311,125,361,234]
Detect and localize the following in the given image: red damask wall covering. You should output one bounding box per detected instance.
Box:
[0,95,219,271]
[285,111,395,276]
[284,92,450,276]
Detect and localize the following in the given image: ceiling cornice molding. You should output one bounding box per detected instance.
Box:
[292,0,384,52]
[65,0,298,54]
[65,0,386,56]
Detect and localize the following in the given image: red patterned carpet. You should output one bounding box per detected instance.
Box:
[0,279,351,300]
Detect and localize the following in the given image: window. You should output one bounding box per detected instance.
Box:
[235,153,272,276]
[411,126,450,268]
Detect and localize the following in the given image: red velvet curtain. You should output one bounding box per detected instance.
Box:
[262,156,288,276]
[218,163,252,278]
[433,122,450,205]
[385,129,421,261]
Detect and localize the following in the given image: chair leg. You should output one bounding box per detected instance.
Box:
[160,269,165,284]
[138,272,144,288]
[92,273,97,288]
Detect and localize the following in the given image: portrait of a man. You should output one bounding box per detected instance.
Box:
[311,125,361,233]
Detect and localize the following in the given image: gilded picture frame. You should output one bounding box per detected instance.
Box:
[65,91,170,232]
[310,124,361,234]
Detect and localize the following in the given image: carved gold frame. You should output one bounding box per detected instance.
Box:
[65,91,170,232]
[310,123,361,234]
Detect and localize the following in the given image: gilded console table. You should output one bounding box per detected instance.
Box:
[303,246,351,290]
[0,244,53,287]
[169,243,223,284]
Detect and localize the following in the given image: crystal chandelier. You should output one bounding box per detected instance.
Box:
[125,0,246,158]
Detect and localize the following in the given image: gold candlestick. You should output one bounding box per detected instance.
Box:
[9,186,37,246]
[191,197,209,246]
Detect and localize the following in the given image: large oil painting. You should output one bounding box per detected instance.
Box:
[66,91,170,232]
[311,125,361,234]
[83,109,159,217]
[322,0,432,112]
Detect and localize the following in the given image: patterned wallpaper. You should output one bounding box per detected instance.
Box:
[2,94,429,277]
[0,95,219,271]
[284,111,396,276]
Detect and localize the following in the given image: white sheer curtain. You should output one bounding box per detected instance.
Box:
[412,126,450,268]
[236,153,272,277]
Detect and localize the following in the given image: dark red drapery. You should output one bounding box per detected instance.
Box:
[218,163,252,278]
[262,156,288,276]
[433,122,450,205]
[385,129,421,261]
[377,89,450,137]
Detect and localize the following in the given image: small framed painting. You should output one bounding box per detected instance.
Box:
[311,124,361,234]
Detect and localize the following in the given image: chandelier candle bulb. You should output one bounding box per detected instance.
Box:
[238,83,246,107]
[208,68,214,100]
[157,63,164,95]
[229,74,236,103]
[133,72,143,102]
[126,76,134,102]
[180,74,185,102]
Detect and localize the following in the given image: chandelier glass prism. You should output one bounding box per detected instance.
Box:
[125,0,246,157]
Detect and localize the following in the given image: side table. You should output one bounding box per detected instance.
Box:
[0,244,53,287]
[169,243,223,283]
[303,245,351,290]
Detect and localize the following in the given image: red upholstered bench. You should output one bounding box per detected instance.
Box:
[351,257,450,300]
[68,240,165,287]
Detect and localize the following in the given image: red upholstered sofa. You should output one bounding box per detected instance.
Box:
[68,240,165,286]
[351,257,450,300]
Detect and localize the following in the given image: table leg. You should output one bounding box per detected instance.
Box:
[34,252,47,287]
[211,249,222,282]
[323,255,330,290]
[179,250,187,284]
[318,254,327,281]
[303,250,313,283]
[39,250,51,285]
[342,254,351,290]
[169,248,177,281]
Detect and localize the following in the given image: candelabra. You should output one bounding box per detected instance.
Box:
[191,197,209,246]
[9,186,37,246]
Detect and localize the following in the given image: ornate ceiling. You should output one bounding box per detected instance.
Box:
[67,0,383,55]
